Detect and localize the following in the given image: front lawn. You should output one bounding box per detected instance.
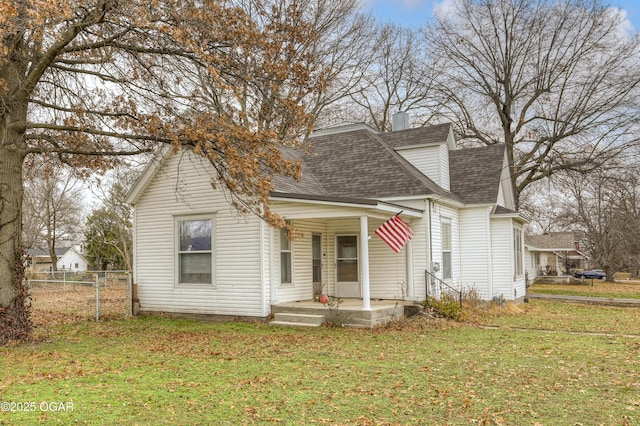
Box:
[1,301,639,425]
[528,280,640,300]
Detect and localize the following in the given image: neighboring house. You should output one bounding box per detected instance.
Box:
[525,232,589,277]
[126,115,527,322]
[26,246,89,273]
[26,247,70,272]
[56,246,89,273]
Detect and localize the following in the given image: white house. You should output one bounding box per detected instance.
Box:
[56,246,89,273]
[525,232,589,278]
[26,245,88,273]
[126,116,527,325]
[26,247,71,272]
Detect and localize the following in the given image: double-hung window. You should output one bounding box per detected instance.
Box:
[514,227,523,277]
[280,221,292,285]
[177,217,213,285]
[441,218,452,280]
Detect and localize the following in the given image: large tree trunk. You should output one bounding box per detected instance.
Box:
[48,240,59,272]
[0,142,30,344]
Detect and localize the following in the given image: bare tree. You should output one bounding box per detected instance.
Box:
[23,163,85,270]
[555,165,640,281]
[294,0,379,128]
[423,0,640,205]
[84,179,133,271]
[347,23,440,131]
[0,0,358,343]
[519,180,565,234]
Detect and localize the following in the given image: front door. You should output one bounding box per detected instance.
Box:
[336,235,360,298]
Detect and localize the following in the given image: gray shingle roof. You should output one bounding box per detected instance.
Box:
[273,124,506,206]
[494,205,518,215]
[525,232,576,250]
[380,123,452,148]
[271,147,328,195]
[26,247,70,257]
[274,128,451,199]
[449,144,506,205]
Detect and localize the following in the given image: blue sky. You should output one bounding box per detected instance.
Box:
[365,0,640,30]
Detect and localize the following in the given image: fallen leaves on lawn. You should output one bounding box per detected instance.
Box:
[29,281,129,327]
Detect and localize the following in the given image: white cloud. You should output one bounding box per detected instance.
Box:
[433,0,458,18]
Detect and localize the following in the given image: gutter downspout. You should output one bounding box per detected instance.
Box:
[427,199,433,301]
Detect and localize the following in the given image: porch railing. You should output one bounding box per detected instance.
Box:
[425,270,463,308]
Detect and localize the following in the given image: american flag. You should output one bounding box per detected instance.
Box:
[375,214,413,253]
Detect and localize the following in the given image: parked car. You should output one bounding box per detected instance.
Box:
[574,269,606,280]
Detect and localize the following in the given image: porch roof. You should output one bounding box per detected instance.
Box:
[270,191,424,218]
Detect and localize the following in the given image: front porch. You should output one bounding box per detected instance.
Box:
[270,299,418,328]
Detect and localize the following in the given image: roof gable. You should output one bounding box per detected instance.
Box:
[58,247,89,264]
[125,145,171,204]
[449,144,507,205]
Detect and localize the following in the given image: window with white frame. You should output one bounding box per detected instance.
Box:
[514,227,523,277]
[441,218,452,280]
[177,217,213,284]
[280,221,292,284]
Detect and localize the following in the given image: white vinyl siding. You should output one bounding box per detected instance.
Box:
[429,205,460,285]
[438,144,450,191]
[57,249,88,272]
[499,161,516,210]
[274,219,328,303]
[459,207,492,300]
[396,144,450,191]
[497,183,505,206]
[133,152,265,317]
[490,218,515,300]
[490,218,526,300]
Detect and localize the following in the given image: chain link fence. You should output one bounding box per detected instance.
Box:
[27,271,131,324]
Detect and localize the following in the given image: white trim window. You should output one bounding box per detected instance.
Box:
[441,218,452,280]
[514,226,523,277]
[280,221,293,285]
[176,216,214,285]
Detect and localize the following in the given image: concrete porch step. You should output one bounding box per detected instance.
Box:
[269,321,322,328]
[269,312,325,327]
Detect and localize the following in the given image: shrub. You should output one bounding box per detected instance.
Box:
[424,293,465,321]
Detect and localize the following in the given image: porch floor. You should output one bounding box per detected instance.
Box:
[271,299,416,327]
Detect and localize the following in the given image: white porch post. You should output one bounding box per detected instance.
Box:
[360,215,371,311]
[406,239,415,299]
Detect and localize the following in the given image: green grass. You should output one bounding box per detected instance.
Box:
[528,280,640,300]
[471,299,640,335]
[1,303,639,425]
